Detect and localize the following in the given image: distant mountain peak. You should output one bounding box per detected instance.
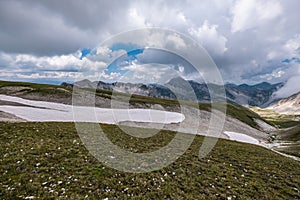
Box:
[67,78,284,107]
[74,79,96,88]
[167,76,186,84]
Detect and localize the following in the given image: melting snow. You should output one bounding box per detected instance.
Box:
[224,131,259,145]
[0,95,185,124]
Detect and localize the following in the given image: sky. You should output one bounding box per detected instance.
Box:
[0,0,300,98]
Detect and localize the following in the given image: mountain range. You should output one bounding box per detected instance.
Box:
[62,77,284,107]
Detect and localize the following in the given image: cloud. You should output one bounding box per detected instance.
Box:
[270,61,300,98]
[0,52,107,72]
[88,46,127,65]
[0,0,130,55]
[259,69,285,81]
[0,50,114,83]
[0,1,92,55]
[166,34,187,50]
[119,63,179,84]
[273,75,300,99]
[16,72,82,79]
[268,34,300,60]
[189,20,228,55]
[0,70,122,84]
[127,8,152,27]
[284,35,300,57]
[231,0,282,33]
[0,0,300,86]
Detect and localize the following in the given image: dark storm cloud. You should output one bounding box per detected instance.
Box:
[0,0,300,96]
[0,0,129,55]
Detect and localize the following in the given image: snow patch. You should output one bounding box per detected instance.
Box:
[0,95,185,124]
[224,131,260,145]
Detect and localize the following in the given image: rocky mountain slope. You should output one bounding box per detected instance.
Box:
[65,77,283,107]
[267,92,300,115]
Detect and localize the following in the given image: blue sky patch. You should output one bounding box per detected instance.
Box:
[282,57,300,63]
[127,48,144,56]
[106,47,145,75]
[110,43,141,52]
[80,48,91,60]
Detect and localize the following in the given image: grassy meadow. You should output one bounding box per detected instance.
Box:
[0,122,299,199]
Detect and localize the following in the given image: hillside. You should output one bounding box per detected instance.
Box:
[267,92,300,115]
[0,80,299,199]
[0,80,269,130]
[0,122,299,199]
[2,80,300,158]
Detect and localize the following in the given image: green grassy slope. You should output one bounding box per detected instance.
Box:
[280,125,300,141]
[0,80,72,98]
[250,107,300,128]
[249,107,300,157]
[0,80,64,88]
[275,124,300,157]
[0,122,299,199]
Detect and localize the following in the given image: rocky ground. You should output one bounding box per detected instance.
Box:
[0,111,26,122]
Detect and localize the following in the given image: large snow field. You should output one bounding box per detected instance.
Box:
[0,95,185,124]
